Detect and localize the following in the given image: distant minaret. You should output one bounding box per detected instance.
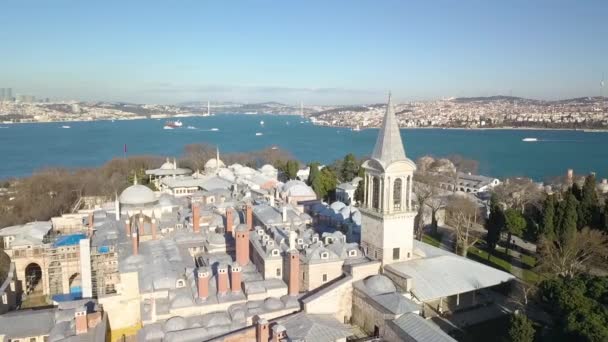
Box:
[115,193,120,221]
[208,101,211,116]
[300,101,304,116]
[216,146,220,170]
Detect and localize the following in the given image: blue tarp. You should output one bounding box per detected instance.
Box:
[97,246,110,253]
[52,233,87,248]
[52,293,82,302]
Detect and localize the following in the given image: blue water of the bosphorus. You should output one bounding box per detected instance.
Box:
[1,114,607,181]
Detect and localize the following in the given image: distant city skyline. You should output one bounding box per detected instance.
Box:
[1,1,607,105]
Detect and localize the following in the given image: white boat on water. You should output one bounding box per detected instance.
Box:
[163,125,174,130]
[522,138,538,142]
[187,126,196,129]
[260,120,264,125]
[255,132,263,136]
[61,125,71,129]
[353,125,361,132]
[210,128,219,131]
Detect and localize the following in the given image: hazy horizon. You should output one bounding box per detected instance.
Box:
[1,0,607,105]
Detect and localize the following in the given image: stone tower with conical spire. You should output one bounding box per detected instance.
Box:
[360,93,417,266]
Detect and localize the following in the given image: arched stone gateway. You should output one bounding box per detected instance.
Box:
[48,261,63,296]
[24,263,42,294]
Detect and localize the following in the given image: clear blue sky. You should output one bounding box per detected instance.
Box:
[1,0,607,104]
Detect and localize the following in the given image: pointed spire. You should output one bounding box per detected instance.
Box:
[371,92,407,166]
[133,172,138,185]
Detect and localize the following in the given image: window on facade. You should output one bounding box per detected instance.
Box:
[322,274,327,282]
[393,248,400,260]
[276,268,281,277]
[302,272,306,280]
[372,177,380,210]
[393,178,402,210]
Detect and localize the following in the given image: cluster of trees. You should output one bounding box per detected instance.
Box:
[0,144,298,228]
[538,275,608,341]
[306,153,363,202]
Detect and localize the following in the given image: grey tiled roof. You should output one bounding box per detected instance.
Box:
[278,312,352,342]
[388,313,456,342]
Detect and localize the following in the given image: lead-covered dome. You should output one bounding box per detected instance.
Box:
[205,158,225,170]
[119,184,157,206]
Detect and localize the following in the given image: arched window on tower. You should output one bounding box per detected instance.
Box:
[405,175,411,210]
[372,177,380,210]
[393,178,402,211]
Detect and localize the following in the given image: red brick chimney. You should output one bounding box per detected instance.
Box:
[192,203,200,233]
[246,204,253,230]
[231,263,242,293]
[197,267,210,300]
[75,309,88,335]
[226,208,234,235]
[236,225,250,266]
[288,250,299,296]
[132,231,139,256]
[217,265,229,295]
[256,317,269,342]
[151,217,157,240]
[88,213,94,231]
[125,219,131,237]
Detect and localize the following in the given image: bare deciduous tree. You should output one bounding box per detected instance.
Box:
[446,195,481,257]
[536,227,608,278]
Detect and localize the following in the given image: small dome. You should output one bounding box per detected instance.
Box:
[205,158,225,170]
[282,180,316,197]
[119,184,157,206]
[164,316,188,332]
[158,194,175,207]
[330,201,346,212]
[160,158,175,170]
[363,275,397,296]
[264,297,284,311]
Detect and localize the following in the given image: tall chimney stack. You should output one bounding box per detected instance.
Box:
[88,213,94,232]
[192,202,200,233]
[567,169,574,184]
[197,267,210,300]
[75,309,88,335]
[246,204,253,230]
[282,206,287,222]
[231,263,242,293]
[132,231,139,256]
[236,225,250,266]
[288,250,299,296]
[151,217,157,240]
[226,208,234,235]
[217,265,229,295]
[256,317,269,342]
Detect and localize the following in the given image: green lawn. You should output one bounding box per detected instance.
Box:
[422,234,441,247]
[520,253,537,268]
[467,246,512,273]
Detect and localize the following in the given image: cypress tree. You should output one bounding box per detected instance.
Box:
[578,173,599,228]
[571,182,582,201]
[485,194,504,252]
[559,193,578,245]
[341,153,359,182]
[541,195,556,240]
[307,162,320,186]
[602,198,608,233]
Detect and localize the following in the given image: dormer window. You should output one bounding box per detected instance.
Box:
[348,250,357,257]
[176,279,186,288]
[320,252,329,259]
[312,237,319,243]
[271,249,280,256]
[297,238,303,244]
[267,240,274,247]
